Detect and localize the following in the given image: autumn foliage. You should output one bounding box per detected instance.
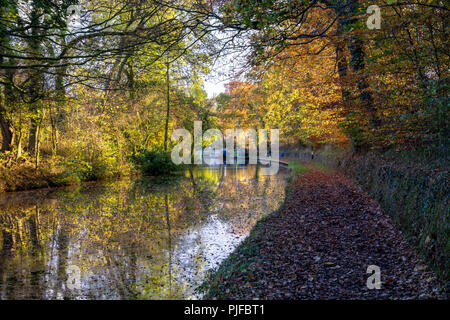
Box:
[216,1,449,151]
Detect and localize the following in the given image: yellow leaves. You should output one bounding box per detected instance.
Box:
[248,41,348,146]
[222,33,349,146]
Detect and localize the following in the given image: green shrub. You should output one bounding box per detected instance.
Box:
[132,150,179,176]
[52,160,94,185]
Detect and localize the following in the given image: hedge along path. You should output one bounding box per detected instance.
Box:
[204,168,445,299]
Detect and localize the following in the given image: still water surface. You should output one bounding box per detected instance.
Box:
[0,165,287,299]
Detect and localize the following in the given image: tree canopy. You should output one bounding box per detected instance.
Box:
[0,0,448,190]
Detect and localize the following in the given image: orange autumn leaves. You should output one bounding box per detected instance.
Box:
[218,39,349,147]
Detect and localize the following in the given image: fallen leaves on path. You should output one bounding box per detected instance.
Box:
[205,170,445,299]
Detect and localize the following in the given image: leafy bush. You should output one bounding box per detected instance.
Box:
[132,150,179,176]
[53,160,94,185]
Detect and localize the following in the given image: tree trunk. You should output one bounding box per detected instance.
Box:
[27,1,44,158]
[28,118,38,155]
[164,62,170,152]
[15,128,22,159]
[335,1,379,128]
[0,51,16,153]
[0,115,14,152]
[335,18,350,107]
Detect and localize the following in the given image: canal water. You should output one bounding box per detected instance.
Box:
[0,165,288,299]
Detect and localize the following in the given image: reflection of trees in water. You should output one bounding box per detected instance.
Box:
[0,167,287,299]
[186,167,221,215]
[212,166,286,236]
[0,204,53,299]
[171,166,287,297]
[0,213,14,299]
[0,176,212,299]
